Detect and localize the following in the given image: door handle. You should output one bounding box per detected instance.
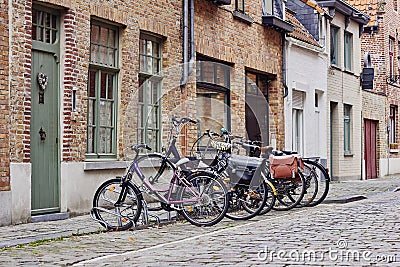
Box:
[39,127,46,141]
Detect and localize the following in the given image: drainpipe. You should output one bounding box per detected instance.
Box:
[282,33,289,98]
[189,0,195,76]
[180,0,195,93]
[180,0,189,93]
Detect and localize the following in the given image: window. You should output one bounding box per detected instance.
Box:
[390,37,395,77]
[390,105,397,144]
[315,92,319,108]
[196,57,231,135]
[330,26,339,66]
[344,104,352,155]
[293,109,303,155]
[32,8,58,44]
[398,43,400,71]
[395,0,398,11]
[138,33,163,151]
[262,0,273,15]
[344,31,352,71]
[245,71,270,144]
[292,90,304,154]
[87,22,119,158]
[235,0,245,12]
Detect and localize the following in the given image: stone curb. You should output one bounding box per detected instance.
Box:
[0,219,177,250]
[323,195,368,204]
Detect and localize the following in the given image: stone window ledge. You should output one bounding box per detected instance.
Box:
[232,11,254,24]
[84,161,129,171]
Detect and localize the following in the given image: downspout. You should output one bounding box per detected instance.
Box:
[189,0,195,77]
[282,33,288,98]
[180,0,189,93]
[180,0,195,93]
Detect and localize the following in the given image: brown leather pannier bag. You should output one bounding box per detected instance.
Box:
[269,155,304,180]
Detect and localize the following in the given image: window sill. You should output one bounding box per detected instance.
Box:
[232,10,254,24]
[344,153,353,157]
[84,161,129,171]
[390,149,399,153]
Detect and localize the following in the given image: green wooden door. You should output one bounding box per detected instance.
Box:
[30,7,60,214]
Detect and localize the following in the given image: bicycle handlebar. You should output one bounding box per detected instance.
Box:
[130,144,152,152]
[172,115,197,126]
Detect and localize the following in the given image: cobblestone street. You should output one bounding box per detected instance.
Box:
[0,176,399,266]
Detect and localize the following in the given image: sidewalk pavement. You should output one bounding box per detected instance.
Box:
[1,175,400,250]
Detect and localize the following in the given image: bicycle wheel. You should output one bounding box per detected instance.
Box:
[302,159,330,207]
[225,182,265,220]
[257,180,276,215]
[271,172,306,211]
[92,178,142,231]
[178,171,229,226]
[298,167,318,207]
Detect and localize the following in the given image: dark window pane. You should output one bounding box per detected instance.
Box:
[52,15,57,29]
[32,9,37,25]
[89,71,96,97]
[45,13,51,27]
[107,74,113,99]
[100,72,107,99]
[45,28,51,43]
[52,30,57,43]
[32,26,37,40]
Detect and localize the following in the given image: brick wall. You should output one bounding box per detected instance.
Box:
[0,0,10,191]
[360,1,400,163]
[9,0,284,165]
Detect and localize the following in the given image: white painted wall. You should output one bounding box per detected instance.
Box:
[10,163,31,224]
[285,38,328,161]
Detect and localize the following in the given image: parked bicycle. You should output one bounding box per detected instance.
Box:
[91,143,230,230]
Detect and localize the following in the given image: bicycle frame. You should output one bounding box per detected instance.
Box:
[130,157,202,206]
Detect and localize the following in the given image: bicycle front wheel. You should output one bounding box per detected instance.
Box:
[178,172,229,227]
[92,178,142,231]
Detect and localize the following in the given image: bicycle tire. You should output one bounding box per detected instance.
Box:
[302,159,330,207]
[256,180,276,215]
[270,172,306,211]
[178,171,229,226]
[298,167,319,207]
[92,178,142,231]
[225,180,268,220]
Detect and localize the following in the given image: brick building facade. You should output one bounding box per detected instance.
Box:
[349,0,400,177]
[0,0,289,225]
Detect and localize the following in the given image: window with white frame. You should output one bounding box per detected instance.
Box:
[390,105,397,144]
[344,31,352,71]
[344,104,352,155]
[138,33,163,151]
[292,90,304,155]
[87,21,119,158]
[330,26,339,66]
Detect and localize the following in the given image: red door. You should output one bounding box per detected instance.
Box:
[364,119,377,179]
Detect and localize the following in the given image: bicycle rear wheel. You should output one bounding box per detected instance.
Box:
[92,178,142,231]
[302,159,330,207]
[271,173,306,211]
[178,172,229,226]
